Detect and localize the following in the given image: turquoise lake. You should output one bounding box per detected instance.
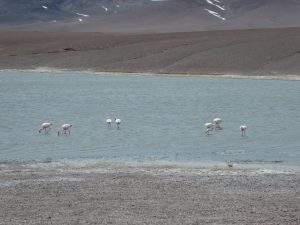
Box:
[0,72,299,169]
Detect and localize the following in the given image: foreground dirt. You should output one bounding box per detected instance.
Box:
[1,27,300,76]
[0,165,299,225]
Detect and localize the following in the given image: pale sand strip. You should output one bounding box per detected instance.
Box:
[1,67,300,81]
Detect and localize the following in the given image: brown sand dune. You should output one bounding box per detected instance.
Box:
[1,27,300,76]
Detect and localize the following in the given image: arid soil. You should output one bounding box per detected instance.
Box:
[0,163,299,225]
[1,27,300,76]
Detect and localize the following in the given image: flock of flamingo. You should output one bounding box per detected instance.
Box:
[106,118,122,129]
[38,118,122,135]
[205,117,247,136]
[39,122,72,136]
[39,117,247,136]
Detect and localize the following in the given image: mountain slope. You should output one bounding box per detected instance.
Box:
[1,27,300,75]
[1,0,300,32]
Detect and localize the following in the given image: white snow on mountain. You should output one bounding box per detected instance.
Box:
[205,9,226,21]
[206,0,225,11]
[102,6,108,11]
[75,12,89,17]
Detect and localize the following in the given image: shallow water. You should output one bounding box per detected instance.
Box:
[0,72,299,169]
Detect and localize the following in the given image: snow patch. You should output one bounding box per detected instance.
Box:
[206,0,225,11]
[102,6,108,11]
[205,9,226,21]
[78,18,83,22]
[75,12,89,17]
[42,6,48,10]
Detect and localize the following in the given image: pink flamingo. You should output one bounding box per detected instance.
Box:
[204,122,214,135]
[58,124,72,136]
[240,125,247,136]
[106,118,112,128]
[115,118,121,129]
[213,117,222,130]
[39,122,52,134]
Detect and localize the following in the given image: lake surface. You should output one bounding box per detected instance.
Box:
[0,72,300,169]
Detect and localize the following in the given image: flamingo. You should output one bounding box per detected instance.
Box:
[39,122,52,134]
[106,118,112,128]
[115,118,121,129]
[213,118,222,130]
[58,124,72,136]
[240,125,247,136]
[204,122,214,135]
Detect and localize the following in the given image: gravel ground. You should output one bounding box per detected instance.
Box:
[0,163,299,225]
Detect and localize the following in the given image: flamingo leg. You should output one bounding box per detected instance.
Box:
[216,124,222,130]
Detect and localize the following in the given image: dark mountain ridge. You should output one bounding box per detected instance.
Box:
[1,0,300,32]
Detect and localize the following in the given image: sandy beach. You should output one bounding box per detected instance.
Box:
[2,68,300,81]
[0,163,299,225]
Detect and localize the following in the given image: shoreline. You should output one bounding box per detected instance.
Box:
[1,67,300,80]
[1,160,299,175]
